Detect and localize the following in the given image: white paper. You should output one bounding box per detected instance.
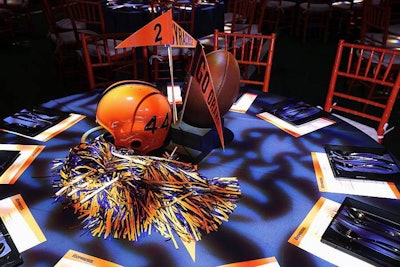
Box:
[288,197,374,267]
[0,113,85,142]
[0,194,46,252]
[0,144,45,184]
[54,250,123,267]
[312,152,400,199]
[256,112,335,137]
[229,92,258,113]
[167,85,183,104]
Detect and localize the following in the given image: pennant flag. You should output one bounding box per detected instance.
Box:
[171,21,197,48]
[116,10,196,49]
[116,9,173,48]
[188,42,224,149]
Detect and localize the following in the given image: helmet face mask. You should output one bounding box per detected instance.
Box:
[96,80,172,154]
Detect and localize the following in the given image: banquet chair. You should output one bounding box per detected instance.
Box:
[42,0,85,32]
[40,0,83,78]
[213,29,276,92]
[324,40,400,143]
[0,7,16,43]
[148,0,196,83]
[66,0,106,36]
[0,0,34,35]
[40,0,105,79]
[360,0,400,50]
[80,32,150,90]
[296,0,333,43]
[260,0,297,35]
[224,0,257,34]
[331,0,363,38]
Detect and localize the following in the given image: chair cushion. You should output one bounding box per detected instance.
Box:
[149,45,192,57]
[299,3,331,12]
[332,1,363,10]
[56,18,86,31]
[88,39,132,59]
[364,32,400,52]
[333,114,379,142]
[50,29,98,46]
[267,1,296,9]
[388,24,400,35]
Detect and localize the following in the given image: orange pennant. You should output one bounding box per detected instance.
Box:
[116,9,173,48]
[189,42,224,149]
[170,22,197,48]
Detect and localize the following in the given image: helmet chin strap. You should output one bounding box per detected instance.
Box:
[80,125,105,144]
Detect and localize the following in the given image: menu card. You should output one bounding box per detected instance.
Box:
[288,197,375,266]
[0,107,85,142]
[0,216,23,266]
[260,98,327,126]
[0,194,46,253]
[217,257,280,267]
[0,144,45,184]
[257,112,335,137]
[256,99,334,137]
[321,197,400,267]
[54,250,123,267]
[312,152,400,199]
[324,145,400,182]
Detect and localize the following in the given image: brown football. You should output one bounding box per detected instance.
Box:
[182,50,240,128]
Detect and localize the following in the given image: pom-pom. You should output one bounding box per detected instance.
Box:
[52,136,241,247]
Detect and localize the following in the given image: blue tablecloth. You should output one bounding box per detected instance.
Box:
[0,88,398,267]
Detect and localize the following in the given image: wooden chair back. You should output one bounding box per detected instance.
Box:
[213,29,276,92]
[324,40,400,142]
[360,0,393,49]
[80,32,149,90]
[67,0,106,35]
[225,0,257,34]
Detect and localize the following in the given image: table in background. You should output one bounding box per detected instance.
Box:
[103,1,224,39]
[0,88,399,267]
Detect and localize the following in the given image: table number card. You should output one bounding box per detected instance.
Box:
[54,250,123,267]
[167,85,183,105]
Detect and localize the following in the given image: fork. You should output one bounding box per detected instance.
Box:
[332,220,400,258]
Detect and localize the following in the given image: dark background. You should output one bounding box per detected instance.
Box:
[1,1,399,154]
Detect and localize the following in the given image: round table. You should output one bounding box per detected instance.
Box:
[1,87,398,267]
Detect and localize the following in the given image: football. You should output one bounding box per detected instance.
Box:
[182,50,240,128]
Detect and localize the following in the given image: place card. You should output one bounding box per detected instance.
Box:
[0,144,45,184]
[229,92,258,113]
[288,197,375,267]
[311,152,400,199]
[0,194,46,253]
[167,85,183,104]
[54,250,123,267]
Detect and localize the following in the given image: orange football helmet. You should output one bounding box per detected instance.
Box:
[96,80,172,154]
